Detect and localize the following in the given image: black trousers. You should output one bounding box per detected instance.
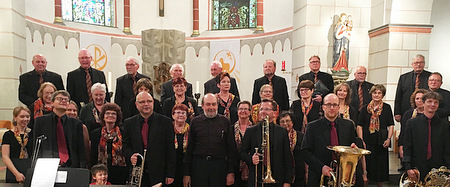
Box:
[191,157,228,187]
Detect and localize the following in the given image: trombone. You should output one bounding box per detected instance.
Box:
[127,149,147,187]
[255,115,276,187]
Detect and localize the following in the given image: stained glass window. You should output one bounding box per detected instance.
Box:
[62,0,115,27]
[212,0,257,30]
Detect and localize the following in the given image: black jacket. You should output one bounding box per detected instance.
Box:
[161,79,193,102]
[19,70,64,106]
[204,76,240,97]
[114,73,150,116]
[252,75,289,110]
[394,70,431,116]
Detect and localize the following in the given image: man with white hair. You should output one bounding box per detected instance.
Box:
[114,56,150,118]
[67,49,109,109]
[204,61,240,97]
[160,64,193,101]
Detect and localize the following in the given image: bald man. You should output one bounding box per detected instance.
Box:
[19,54,64,106]
[301,94,358,186]
[67,49,110,109]
[345,66,374,113]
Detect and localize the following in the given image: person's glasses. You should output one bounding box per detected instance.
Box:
[174,111,187,116]
[355,72,367,75]
[125,63,137,67]
[78,56,91,60]
[323,103,339,108]
[279,119,292,124]
[309,61,320,64]
[299,88,310,93]
[55,97,69,102]
[260,108,273,112]
[262,90,273,93]
[429,79,441,82]
[105,112,117,116]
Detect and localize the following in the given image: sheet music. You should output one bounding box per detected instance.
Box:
[30,158,60,187]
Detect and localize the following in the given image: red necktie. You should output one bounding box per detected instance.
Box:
[330,122,339,160]
[358,83,364,111]
[427,119,432,159]
[56,117,69,165]
[85,69,93,102]
[142,119,149,148]
[415,73,420,89]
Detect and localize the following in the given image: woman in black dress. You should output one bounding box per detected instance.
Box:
[90,103,128,184]
[162,77,199,122]
[334,83,358,123]
[169,104,190,187]
[233,101,253,187]
[2,106,32,183]
[357,84,394,186]
[277,111,305,187]
[290,80,322,133]
[216,72,240,124]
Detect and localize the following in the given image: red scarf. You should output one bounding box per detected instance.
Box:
[98,126,126,166]
[33,98,52,119]
[367,101,383,134]
[301,99,313,133]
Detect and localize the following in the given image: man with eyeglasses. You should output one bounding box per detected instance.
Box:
[346,66,374,114]
[183,93,237,187]
[33,90,86,168]
[19,54,65,106]
[114,56,150,118]
[122,92,175,186]
[394,54,431,122]
[239,99,292,187]
[301,94,358,186]
[427,72,450,118]
[251,59,289,110]
[67,49,110,110]
[298,55,334,103]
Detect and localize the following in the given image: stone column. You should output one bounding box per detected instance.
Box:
[368,0,434,105]
[191,0,199,37]
[0,0,26,120]
[123,0,131,34]
[54,0,63,23]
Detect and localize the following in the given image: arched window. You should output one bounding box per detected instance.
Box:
[212,0,257,30]
[62,0,115,26]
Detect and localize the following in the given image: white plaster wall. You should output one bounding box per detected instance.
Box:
[428,0,450,90]
[25,0,54,23]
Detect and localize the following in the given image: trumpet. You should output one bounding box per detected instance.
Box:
[399,166,450,187]
[128,149,147,187]
[320,146,371,187]
[255,115,276,187]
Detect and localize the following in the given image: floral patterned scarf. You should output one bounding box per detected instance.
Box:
[174,123,189,153]
[216,93,235,119]
[301,100,313,134]
[98,126,126,166]
[367,101,383,134]
[234,120,253,181]
[14,127,31,159]
[33,98,52,119]
[341,105,350,120]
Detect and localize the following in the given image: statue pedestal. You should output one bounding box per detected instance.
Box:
[331,69,350,86]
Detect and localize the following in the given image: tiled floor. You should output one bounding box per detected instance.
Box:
[0,151,405,186]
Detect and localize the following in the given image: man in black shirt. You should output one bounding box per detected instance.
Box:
[403,91,450,182]
[427,72,450,118]
[298,55,334,102]
[183,93,237,187]
[19,54,64,106]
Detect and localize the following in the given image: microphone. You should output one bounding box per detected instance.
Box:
[37,135,47,140]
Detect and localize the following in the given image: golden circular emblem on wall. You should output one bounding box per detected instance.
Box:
[87,44,108,70]
[213,50,236,74]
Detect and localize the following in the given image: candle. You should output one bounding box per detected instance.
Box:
[108,72,112,87]
[196,81,200,93]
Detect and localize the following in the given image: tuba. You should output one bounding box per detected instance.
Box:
[399,166,450,187]
[127,149,147,187]
[320,146,371,187]
[255,115,276,187]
